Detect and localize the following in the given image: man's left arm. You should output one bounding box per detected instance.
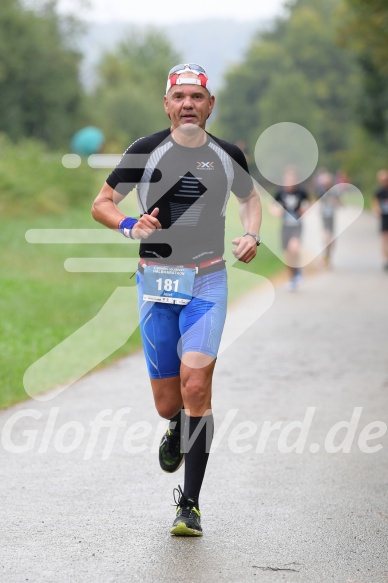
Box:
[298,190,311,216]
[232,187,262,263]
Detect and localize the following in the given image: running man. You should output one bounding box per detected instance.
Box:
[270,168,310,291]
[315,171,342,268]
[91,64,262,536]
[373,169,388,271]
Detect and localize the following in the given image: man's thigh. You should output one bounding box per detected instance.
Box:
[282,225,302,250]
[178,269,228,361]
[137,268,227,378]
[137,272,182,379]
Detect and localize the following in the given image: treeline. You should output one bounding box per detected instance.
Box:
[0,0,84,147]
[213,0,388,196]
[0,0,180,150]
[1,0,387,199]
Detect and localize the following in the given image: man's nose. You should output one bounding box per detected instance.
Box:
[182,95,193,108]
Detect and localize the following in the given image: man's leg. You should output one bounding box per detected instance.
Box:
[150,376,182,420]
[151,376,186,473]
[322,216,335,266]
[382,231,388,269]
[170,269,227,536]
[180,353,215,506]
[286,236,302,290]
[137,273,186,473]
[170,353,215,537]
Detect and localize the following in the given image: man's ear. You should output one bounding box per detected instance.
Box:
[163,95,170,118]
[207,95,215,119]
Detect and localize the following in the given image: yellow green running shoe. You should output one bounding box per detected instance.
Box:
[159,428,184,473]
[170,485,202,537]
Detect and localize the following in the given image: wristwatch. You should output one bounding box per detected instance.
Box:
[243,232,261,246]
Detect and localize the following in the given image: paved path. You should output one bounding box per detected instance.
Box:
[1,208,387,583]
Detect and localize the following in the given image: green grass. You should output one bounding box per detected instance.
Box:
[0,175,283,409]
[0,202,139,407]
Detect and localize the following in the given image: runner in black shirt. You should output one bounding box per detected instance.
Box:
[91,64,262,536]
[271,168,310,291]
[373,169,388,270]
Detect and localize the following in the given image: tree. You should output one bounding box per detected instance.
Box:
[0,0,85,147]
[90,29,181,149]
[214,0,360,170]
[339,0,388,141]
[340,0,388,75]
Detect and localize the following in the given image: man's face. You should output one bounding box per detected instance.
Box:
[377,170,388,187]
[283,170,299,191]
[164,73,215,130]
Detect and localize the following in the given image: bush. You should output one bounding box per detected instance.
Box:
[0,134,96,216]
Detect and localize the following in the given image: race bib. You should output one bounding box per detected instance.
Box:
[142,265,196,305]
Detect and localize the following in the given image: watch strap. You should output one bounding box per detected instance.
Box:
[243,232,261,245]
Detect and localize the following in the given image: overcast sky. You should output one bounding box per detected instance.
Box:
[57,0,287,24]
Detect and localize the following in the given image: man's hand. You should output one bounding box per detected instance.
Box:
[232,235,258,263]
[131,208,161,239]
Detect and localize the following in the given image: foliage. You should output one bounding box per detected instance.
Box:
[339,0,388,75]
[89,28,181,150]
[0,134,95,215]
[338,0,388,141]
[335,126,388,200]
[213,0,360,176]
[0,0,85,147]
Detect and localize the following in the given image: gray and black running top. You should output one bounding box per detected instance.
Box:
[106,128,254,264]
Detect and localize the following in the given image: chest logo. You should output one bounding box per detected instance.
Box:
[197,161,214,170]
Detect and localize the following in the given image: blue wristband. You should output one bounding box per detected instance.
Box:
[119,217,138,238]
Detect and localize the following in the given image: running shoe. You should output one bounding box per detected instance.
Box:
[159,428,184,473]
[286,277,297,292]
[170,485,202,537]
[294,270,303,285]
[286,272,303,291]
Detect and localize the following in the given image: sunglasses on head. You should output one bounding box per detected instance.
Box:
[168,63,208,77]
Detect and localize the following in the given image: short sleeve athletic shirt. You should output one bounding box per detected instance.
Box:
[375,186,388,215]
[274,188,309,226]
[317,187,341,219]
[106,128,254,264]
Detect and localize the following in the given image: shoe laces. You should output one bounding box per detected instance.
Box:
[172,485,199,517]
[173,485,187,507]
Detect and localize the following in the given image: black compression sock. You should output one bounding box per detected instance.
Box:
[182,413,214,509]
[169,407,185,434]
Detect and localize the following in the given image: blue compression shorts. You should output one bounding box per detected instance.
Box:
[136,268,228,379]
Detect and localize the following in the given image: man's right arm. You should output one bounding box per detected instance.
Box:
[91,182,128,229]
[371,187,380,216]
[91,182,161,238]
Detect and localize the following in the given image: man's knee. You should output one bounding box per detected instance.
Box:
[180,355,215,412]
[151,376,182,419]
[181,375,211,410]
[155,401,182,420]
[288,237,300,254]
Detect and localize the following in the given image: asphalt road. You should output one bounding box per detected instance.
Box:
[1,207,387,583]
